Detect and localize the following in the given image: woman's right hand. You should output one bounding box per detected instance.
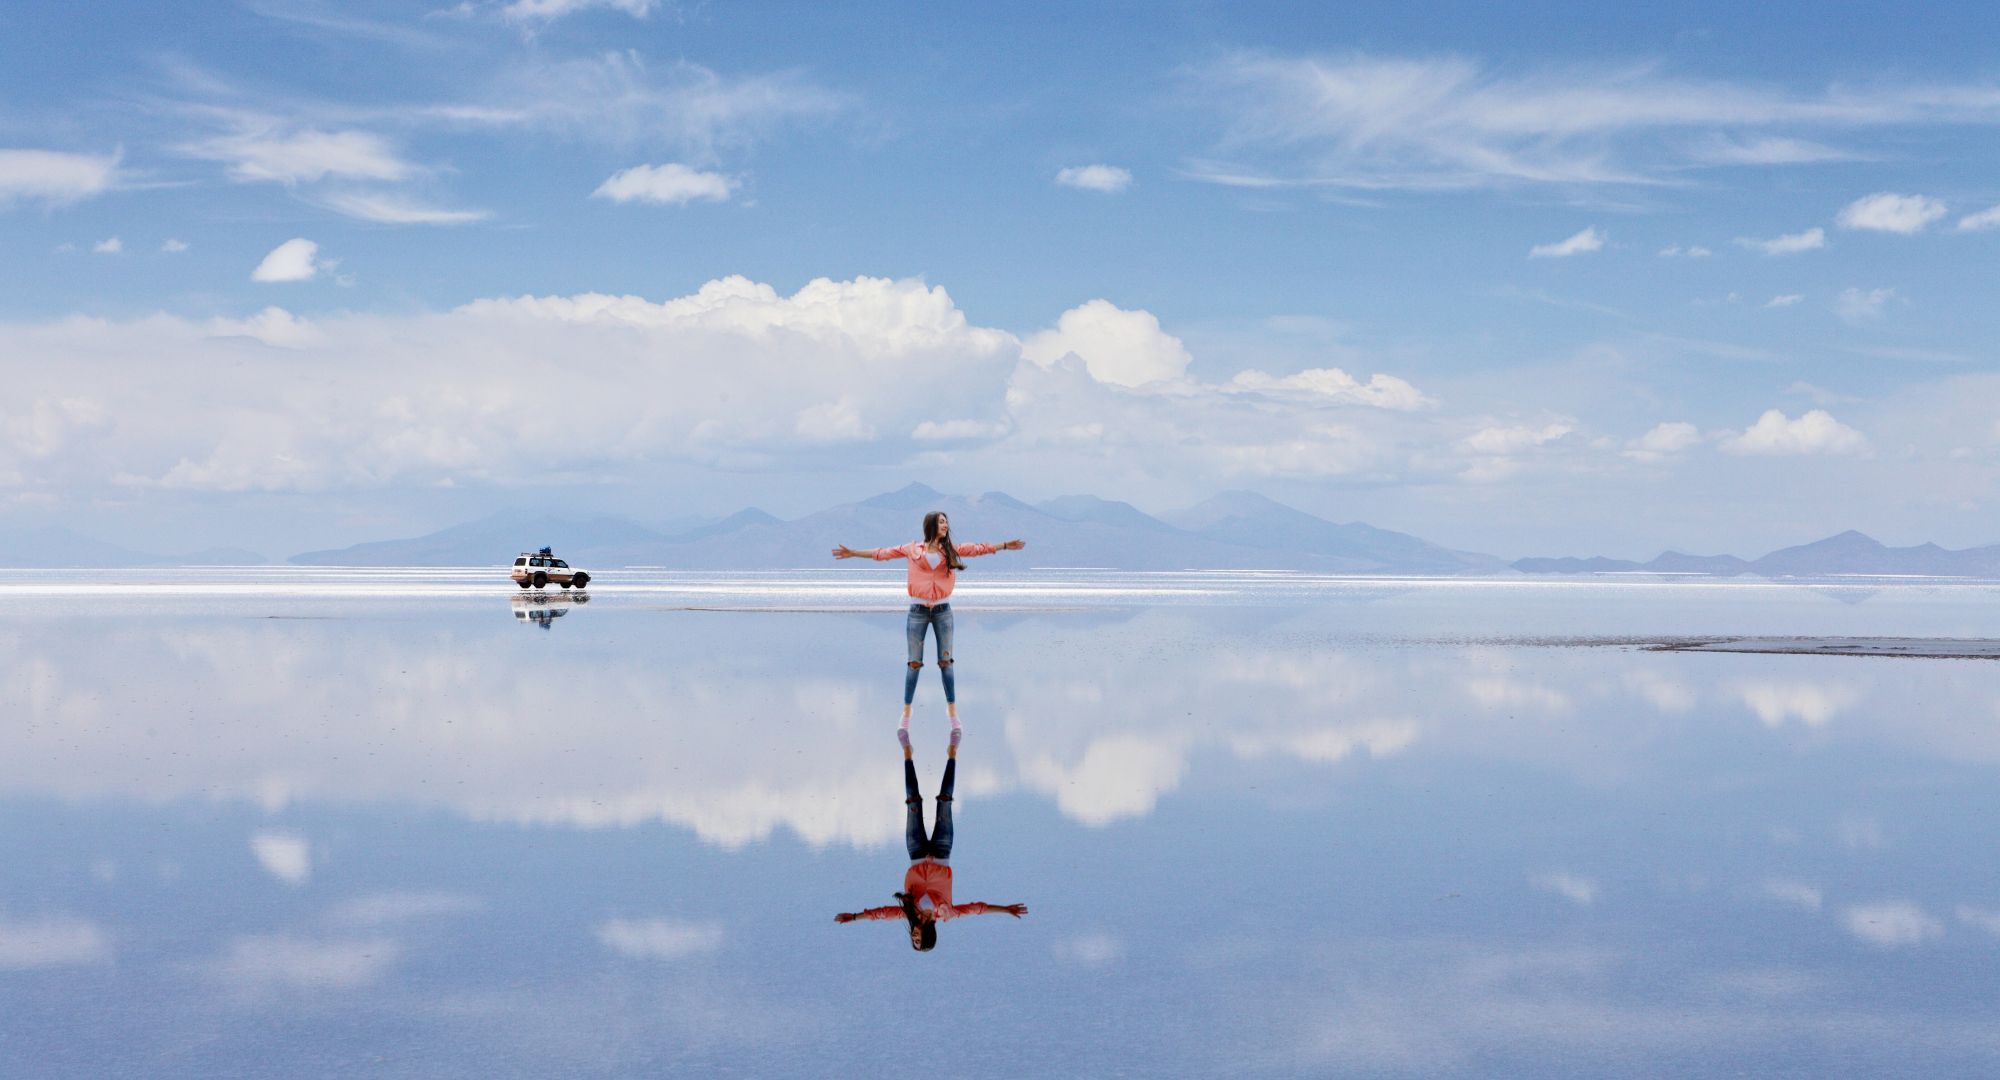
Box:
[831,545,857,559]
[834,912,857,923]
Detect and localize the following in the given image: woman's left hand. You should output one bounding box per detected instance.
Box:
[1003,539,1026,551]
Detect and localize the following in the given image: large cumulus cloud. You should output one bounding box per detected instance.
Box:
[0,278,1441,500]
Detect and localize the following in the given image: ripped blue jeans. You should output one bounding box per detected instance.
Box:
[904,602,955,705]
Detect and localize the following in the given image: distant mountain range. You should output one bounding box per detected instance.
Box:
[0,526,266,569]
[1514,530,2000,578]
[290,483,1501,574]
[20,487,2000,577]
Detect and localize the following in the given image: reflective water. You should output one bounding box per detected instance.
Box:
[5,570,2000,1077]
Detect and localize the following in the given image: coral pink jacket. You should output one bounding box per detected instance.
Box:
[850,860,1010,923]
[871,541,999,604]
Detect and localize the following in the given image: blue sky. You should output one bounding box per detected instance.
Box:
[6,0,2000,557]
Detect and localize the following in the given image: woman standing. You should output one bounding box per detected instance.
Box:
[832,511,1025,736]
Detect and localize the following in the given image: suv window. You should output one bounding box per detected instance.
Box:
[515,557,527,566]
[553,560,568,568]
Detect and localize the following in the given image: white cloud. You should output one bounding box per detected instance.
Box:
[0,912,111,968]
[1764,293,1804,308]
[92,237,122,255]
[1227,368,1431,410]
[1837,192,1947,234]
[1464,674,1571,713]
[1836,286,1896,323]
[1623,669,1695,712]
[1227,719,1416,764]
[1841,902,1942,947]
[250,829,312,884]
[1958,204,2000,231]
[592,163,737,205]
[251,238,321,283]
[0,275,1017,494]
[1055,164,1133,193]
[0,148,120,206]
[1461,421,1572,456]
[1719,409,1866,456]
[1018,734,1189,826]
[1186,53,2000,190]
[1621,421,1700,461]
[1737,227,1826,255]
[207,307,324,349]
[1657,244,1711,257]
[1762,879,1822,911]
[1734,680,1859,726]
[596,917,723,960]
[316,191,490,225]
[1531,871,1598,905]
[502,0,656,20]
[162,238,190,253]
[793,397,875,443]
[1529,227,1603,258]
[1023,300,1192,387]
[189,128,416,185]
[214,934,397,990]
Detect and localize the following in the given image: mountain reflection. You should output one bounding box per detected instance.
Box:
[836,738,1027,949]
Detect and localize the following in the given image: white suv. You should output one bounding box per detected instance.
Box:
[511,551,591,590]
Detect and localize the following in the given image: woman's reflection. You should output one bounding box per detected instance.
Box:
[835,730,1027,950]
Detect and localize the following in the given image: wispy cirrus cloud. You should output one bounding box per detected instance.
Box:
[1184,52,2000,192]
[500,0,658,22]
[443,53,849,158]
[314,190,490,224]
[185,126,418,184]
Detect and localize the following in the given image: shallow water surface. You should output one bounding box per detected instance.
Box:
[4,570,1999,1077]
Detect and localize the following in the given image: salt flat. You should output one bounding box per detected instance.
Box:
[4,570,1999,1078]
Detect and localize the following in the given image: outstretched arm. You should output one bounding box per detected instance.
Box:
[943,902,1028,919]
[834,905,904,923]
[832,544,911,561]
[958,540,1026,558]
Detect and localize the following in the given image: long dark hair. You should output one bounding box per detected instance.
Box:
[922,511,964,571]
[896,891,937,951]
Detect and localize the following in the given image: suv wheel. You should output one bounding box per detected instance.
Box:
[516,579,530,589]
[572,573,589,589]
[533,572,547,588]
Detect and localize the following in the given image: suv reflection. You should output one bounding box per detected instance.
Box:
[511,591,589,629]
